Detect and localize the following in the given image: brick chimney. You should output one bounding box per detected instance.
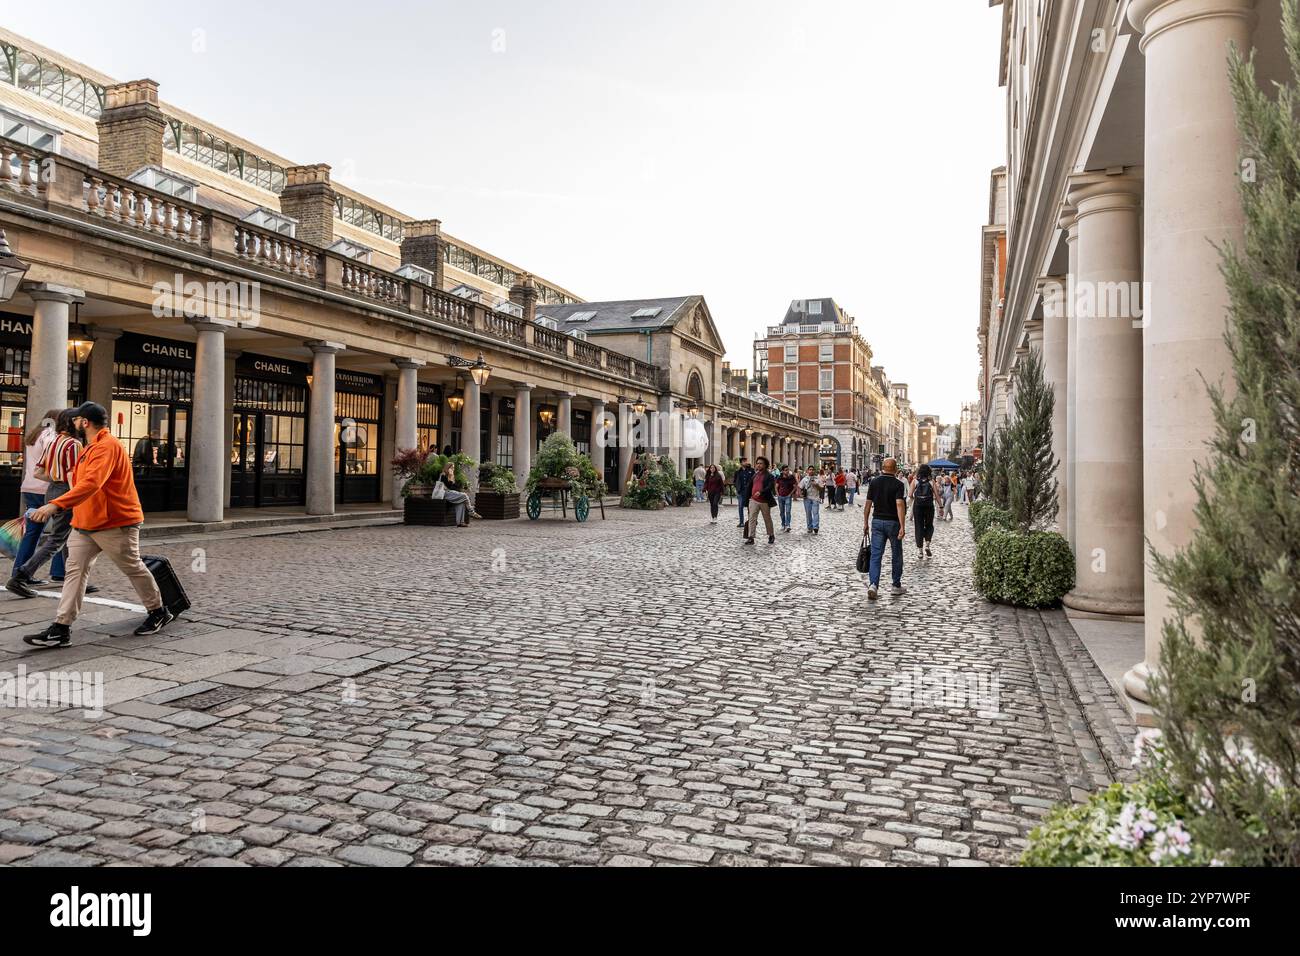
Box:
[279,164,335,247]
[400,220,445,288]
[509,272,538,324]
[96,79,166,178]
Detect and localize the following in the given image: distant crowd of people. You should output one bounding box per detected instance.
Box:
[708,458,982,601]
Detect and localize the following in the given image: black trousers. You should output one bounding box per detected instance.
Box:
[913,501,935,546]
[708,491,722,519]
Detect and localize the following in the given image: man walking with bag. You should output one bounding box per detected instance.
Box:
[862,457,908,602]
[23,402,174,648]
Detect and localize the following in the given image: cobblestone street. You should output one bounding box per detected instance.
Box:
[0,501,1135,867]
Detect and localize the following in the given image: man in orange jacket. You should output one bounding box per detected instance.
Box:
[24,402,173,648]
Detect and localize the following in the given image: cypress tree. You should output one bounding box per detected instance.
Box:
[1006,350,1060,530]
[1148,0,1300,865]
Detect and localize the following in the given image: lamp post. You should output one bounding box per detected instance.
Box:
[448,352,492,388]
[0,230,31,303]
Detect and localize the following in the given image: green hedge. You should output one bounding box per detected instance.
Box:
[974,528,1075,608]
[970,501,1015,542]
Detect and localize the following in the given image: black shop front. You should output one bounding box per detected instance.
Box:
[231,353,310,508]
[335,370,384,504]
[111,332,195,513]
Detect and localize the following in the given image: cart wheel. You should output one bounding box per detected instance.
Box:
[575,497,590,522]
[527,492,542,520]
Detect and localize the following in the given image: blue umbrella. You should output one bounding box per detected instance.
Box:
[928,459,961,470]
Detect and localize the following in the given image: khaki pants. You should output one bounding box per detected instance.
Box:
[56,526,162,626]
[745,501,775,540]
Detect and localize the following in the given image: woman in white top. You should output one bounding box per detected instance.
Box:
[12,410,61,579]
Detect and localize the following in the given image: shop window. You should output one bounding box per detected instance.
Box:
[335,391,379,477]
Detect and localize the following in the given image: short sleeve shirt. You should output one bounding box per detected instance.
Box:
[866,474,907,521]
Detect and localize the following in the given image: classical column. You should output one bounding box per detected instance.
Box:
[1061,207,1081,547]
[394,359,422,503]
[617,403,634,493]
[1126,0,1257,701]
[463,376,482,506]
[1039,273,1070,537]
[1064,171,1145,617]
[1026,319,1044,358]
[186,318,230,523]
[558,392,573,439]
[673,411,686,476]
[513,385,533,491]
[487,391,501,465]
[85,326,121,413]
[306,342,343,516]
[590,400,606,462]
[24,284,83,428]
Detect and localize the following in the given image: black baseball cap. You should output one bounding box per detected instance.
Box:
[71,401,108,427]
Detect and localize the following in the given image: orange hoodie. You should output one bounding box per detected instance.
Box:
[53,428,145,531]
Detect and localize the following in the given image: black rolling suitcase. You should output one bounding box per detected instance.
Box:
[143,555,191,618]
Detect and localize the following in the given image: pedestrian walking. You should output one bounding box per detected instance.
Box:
[863,457,908,601]
[693,463,707,502]
[941,472,956,521]
[775,465,797,533]
[910,463,938,560]
[23,403,176,648]
[845,468,859,507]
[743,457,777,546]
[834,468,848,510]
[12,409,63,583]
[734,458,755,528]
[799,466,823,535]
[703,464,725,524]
[6,409,100,598]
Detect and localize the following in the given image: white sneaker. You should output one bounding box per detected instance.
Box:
[867,586,879,601]
[891,584,906,594]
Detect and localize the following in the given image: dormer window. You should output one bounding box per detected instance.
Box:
[0,107,61,152]
[128,166,199,202]
[493,300,523,318]
[241,207,297,237]
[395,263,436,286]
[568,310,597,323]
[449,284,483,303]
[327,238,373,263]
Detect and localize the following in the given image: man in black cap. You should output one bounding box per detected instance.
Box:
[23,402,172,648]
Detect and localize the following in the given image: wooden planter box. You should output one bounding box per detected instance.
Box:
[475,491,520,520]
[403,496,459,526]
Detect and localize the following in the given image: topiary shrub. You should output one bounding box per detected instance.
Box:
[974,528,1075,608]
[971,501,1015,542]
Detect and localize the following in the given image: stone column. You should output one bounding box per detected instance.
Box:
[673,411,686,476]
[1063,171,1145,617]
[488,392,501,465]
[513,385,533,492]
[86,326,121,413]
[1039,273,1070,536]
[1026,319,1044,358]
[24,284,82,429]
[1061,207,1081,547]
[394,359,423,503]
[1126,0,1257,701]
[186,318,230,523]
[380,374,397,506]
[617,403,634,494]
[590,400,606,461]
[558,393,573,439]
[463,376,482,506]
[306,342,343,516]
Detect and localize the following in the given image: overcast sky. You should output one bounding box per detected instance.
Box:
[7,0,1006,423]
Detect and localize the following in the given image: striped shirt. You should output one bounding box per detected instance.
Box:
[42,435,81,483]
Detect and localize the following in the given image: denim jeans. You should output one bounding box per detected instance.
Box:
[20,482,71,581]
[695,479,705,501]
[803,498,821,531]
[738,497,748,525]
[14,491,65,579]
[847,490,857,506]
[869,518,904,589]
[777,495,793,529]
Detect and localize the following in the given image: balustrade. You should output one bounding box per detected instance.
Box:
[484,310,526,343]
[0,142,46,198]
[534,325,569,356]
[83,173,205,244]
[233,223,320,279]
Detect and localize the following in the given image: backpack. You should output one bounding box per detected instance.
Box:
[914,478,934,503]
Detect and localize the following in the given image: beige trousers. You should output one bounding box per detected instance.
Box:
[56,526,162,626]
[745,501,775,540]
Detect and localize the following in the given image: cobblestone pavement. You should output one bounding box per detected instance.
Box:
[0,499,1135,867]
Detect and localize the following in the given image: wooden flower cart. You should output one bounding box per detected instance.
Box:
[527,477,605,523]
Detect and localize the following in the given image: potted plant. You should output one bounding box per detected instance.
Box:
[392,447,434,498]
[476,461,520,520]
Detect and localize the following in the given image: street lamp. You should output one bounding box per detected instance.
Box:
[447,374,465,413]
[687,404,700,420]
[0,230,30,304]
[632,397,647,416]
[67,338,94,363]
[448,352,492,387]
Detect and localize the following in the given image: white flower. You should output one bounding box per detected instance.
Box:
[1149,821,1193,865]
